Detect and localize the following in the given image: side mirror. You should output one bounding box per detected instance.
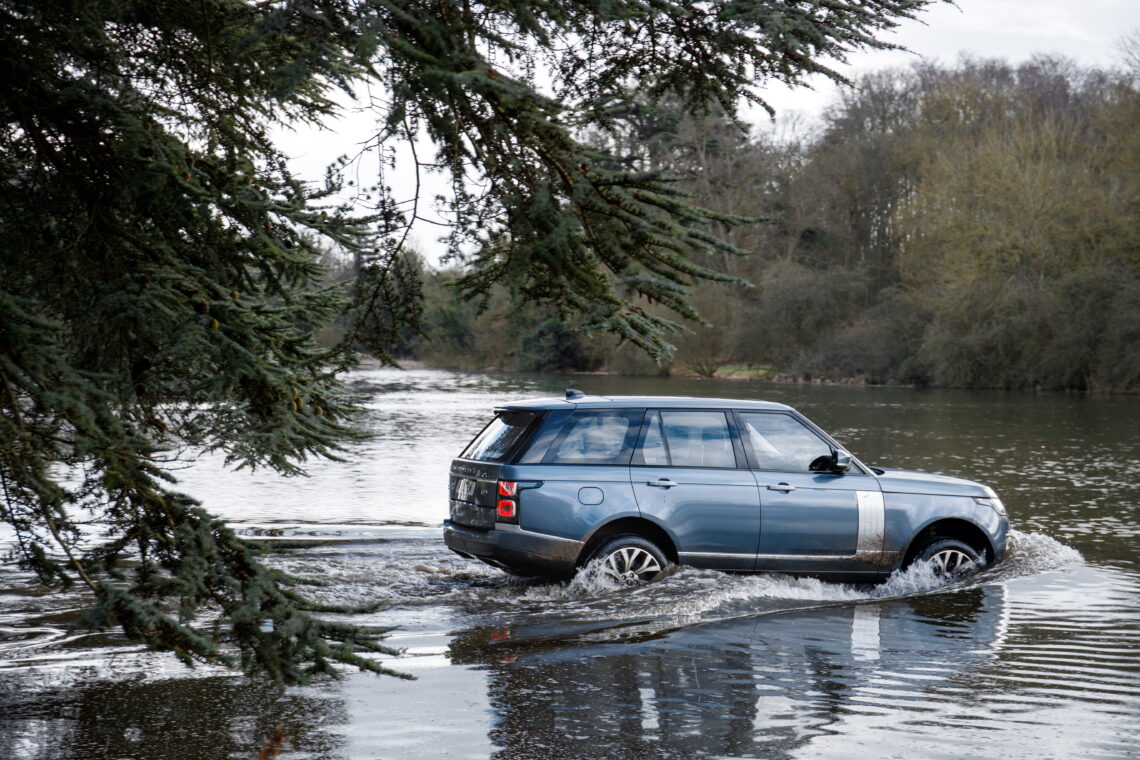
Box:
[811,450,851,474]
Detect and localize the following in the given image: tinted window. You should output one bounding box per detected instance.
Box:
[634,410,736,468]
[516,409,572,464]
[543,410,643,465]
[738,412,831,472]
[461,411,540,462]
[635,411,669,465]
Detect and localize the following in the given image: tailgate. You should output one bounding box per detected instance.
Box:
[448,459,503,529]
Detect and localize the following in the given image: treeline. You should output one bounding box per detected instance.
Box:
[399,55,1140,392]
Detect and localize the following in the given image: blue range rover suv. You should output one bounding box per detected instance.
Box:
[443,391,1008,584]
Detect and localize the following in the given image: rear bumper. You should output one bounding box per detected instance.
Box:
[443,520,582,578]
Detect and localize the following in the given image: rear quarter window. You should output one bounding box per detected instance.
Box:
[460,411,541,462]
[540,409,645,465]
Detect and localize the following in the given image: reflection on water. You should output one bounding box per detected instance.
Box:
[453,593,1018,759]
[1,368,1138,759]
[449,570,1139,760]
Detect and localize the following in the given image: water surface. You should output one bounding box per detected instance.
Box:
[1,368,1137,759]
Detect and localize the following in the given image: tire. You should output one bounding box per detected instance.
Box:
[911,537,985,579]
[590,536,668,586]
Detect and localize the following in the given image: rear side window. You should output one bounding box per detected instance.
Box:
[542,410,644,465]
[460,411,540,462]
[637,412,669,465]
[635,410,737,468]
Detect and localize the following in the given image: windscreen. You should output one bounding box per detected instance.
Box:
[460,410,540,462]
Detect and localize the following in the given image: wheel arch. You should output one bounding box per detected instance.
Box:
[902,518,995,568]
[578,517,679,567]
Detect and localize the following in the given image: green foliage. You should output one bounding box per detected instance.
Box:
[730,260,869,367]
[910,270,1137,391]
[413,267,601,372]
[0,0,414,683]
[1096,276,1140,390]
[346,249,424,362]
[412,267,507,368]
[517,318,595,373]
[893,57,1140,390]
[795,288,928,385]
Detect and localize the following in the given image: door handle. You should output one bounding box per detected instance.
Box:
[767,483,796,493]
[648,479,678,488]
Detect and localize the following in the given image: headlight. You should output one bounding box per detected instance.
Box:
[974,496,1006,517]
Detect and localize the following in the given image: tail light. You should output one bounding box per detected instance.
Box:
[497,481,519,522]
[495,480,540,524]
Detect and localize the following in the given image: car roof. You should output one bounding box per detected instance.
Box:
[498,393,794,412]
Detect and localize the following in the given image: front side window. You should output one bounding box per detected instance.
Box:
[634,410,737,468]
[543,410,643,465]
[738,412,831,472]
[461,411,540,462]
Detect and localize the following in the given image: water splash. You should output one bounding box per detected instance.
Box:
[474,528,1088,624]
[999,528,1084,576]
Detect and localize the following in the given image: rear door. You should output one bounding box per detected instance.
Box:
[631,410,760,571]
[507,408,644,540]
[735,411,884,572]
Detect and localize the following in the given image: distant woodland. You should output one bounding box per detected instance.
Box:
[339,55,1140,392]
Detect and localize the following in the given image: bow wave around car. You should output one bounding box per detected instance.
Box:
[443,391,1008,585]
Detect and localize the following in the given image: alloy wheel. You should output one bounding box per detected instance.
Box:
[928,547,975,577]
[599,546,663,585]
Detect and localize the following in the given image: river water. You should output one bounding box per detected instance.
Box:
[1,368,1138,759]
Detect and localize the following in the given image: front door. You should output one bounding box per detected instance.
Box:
[735,411,884,573]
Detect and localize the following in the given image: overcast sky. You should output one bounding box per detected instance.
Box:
[278,0,1140,260]
[756,0,1140,120]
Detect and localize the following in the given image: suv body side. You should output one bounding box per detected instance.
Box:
[443,395,1008,581]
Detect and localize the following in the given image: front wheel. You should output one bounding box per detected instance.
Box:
[912,537,985,579]
[591,536,668,586]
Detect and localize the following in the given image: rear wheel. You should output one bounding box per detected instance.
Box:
[592,536,668,586]
[912,537,984,578]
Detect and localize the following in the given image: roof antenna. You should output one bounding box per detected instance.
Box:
[565,388,585,400]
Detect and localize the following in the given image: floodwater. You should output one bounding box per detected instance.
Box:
[1,368,1138,759]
